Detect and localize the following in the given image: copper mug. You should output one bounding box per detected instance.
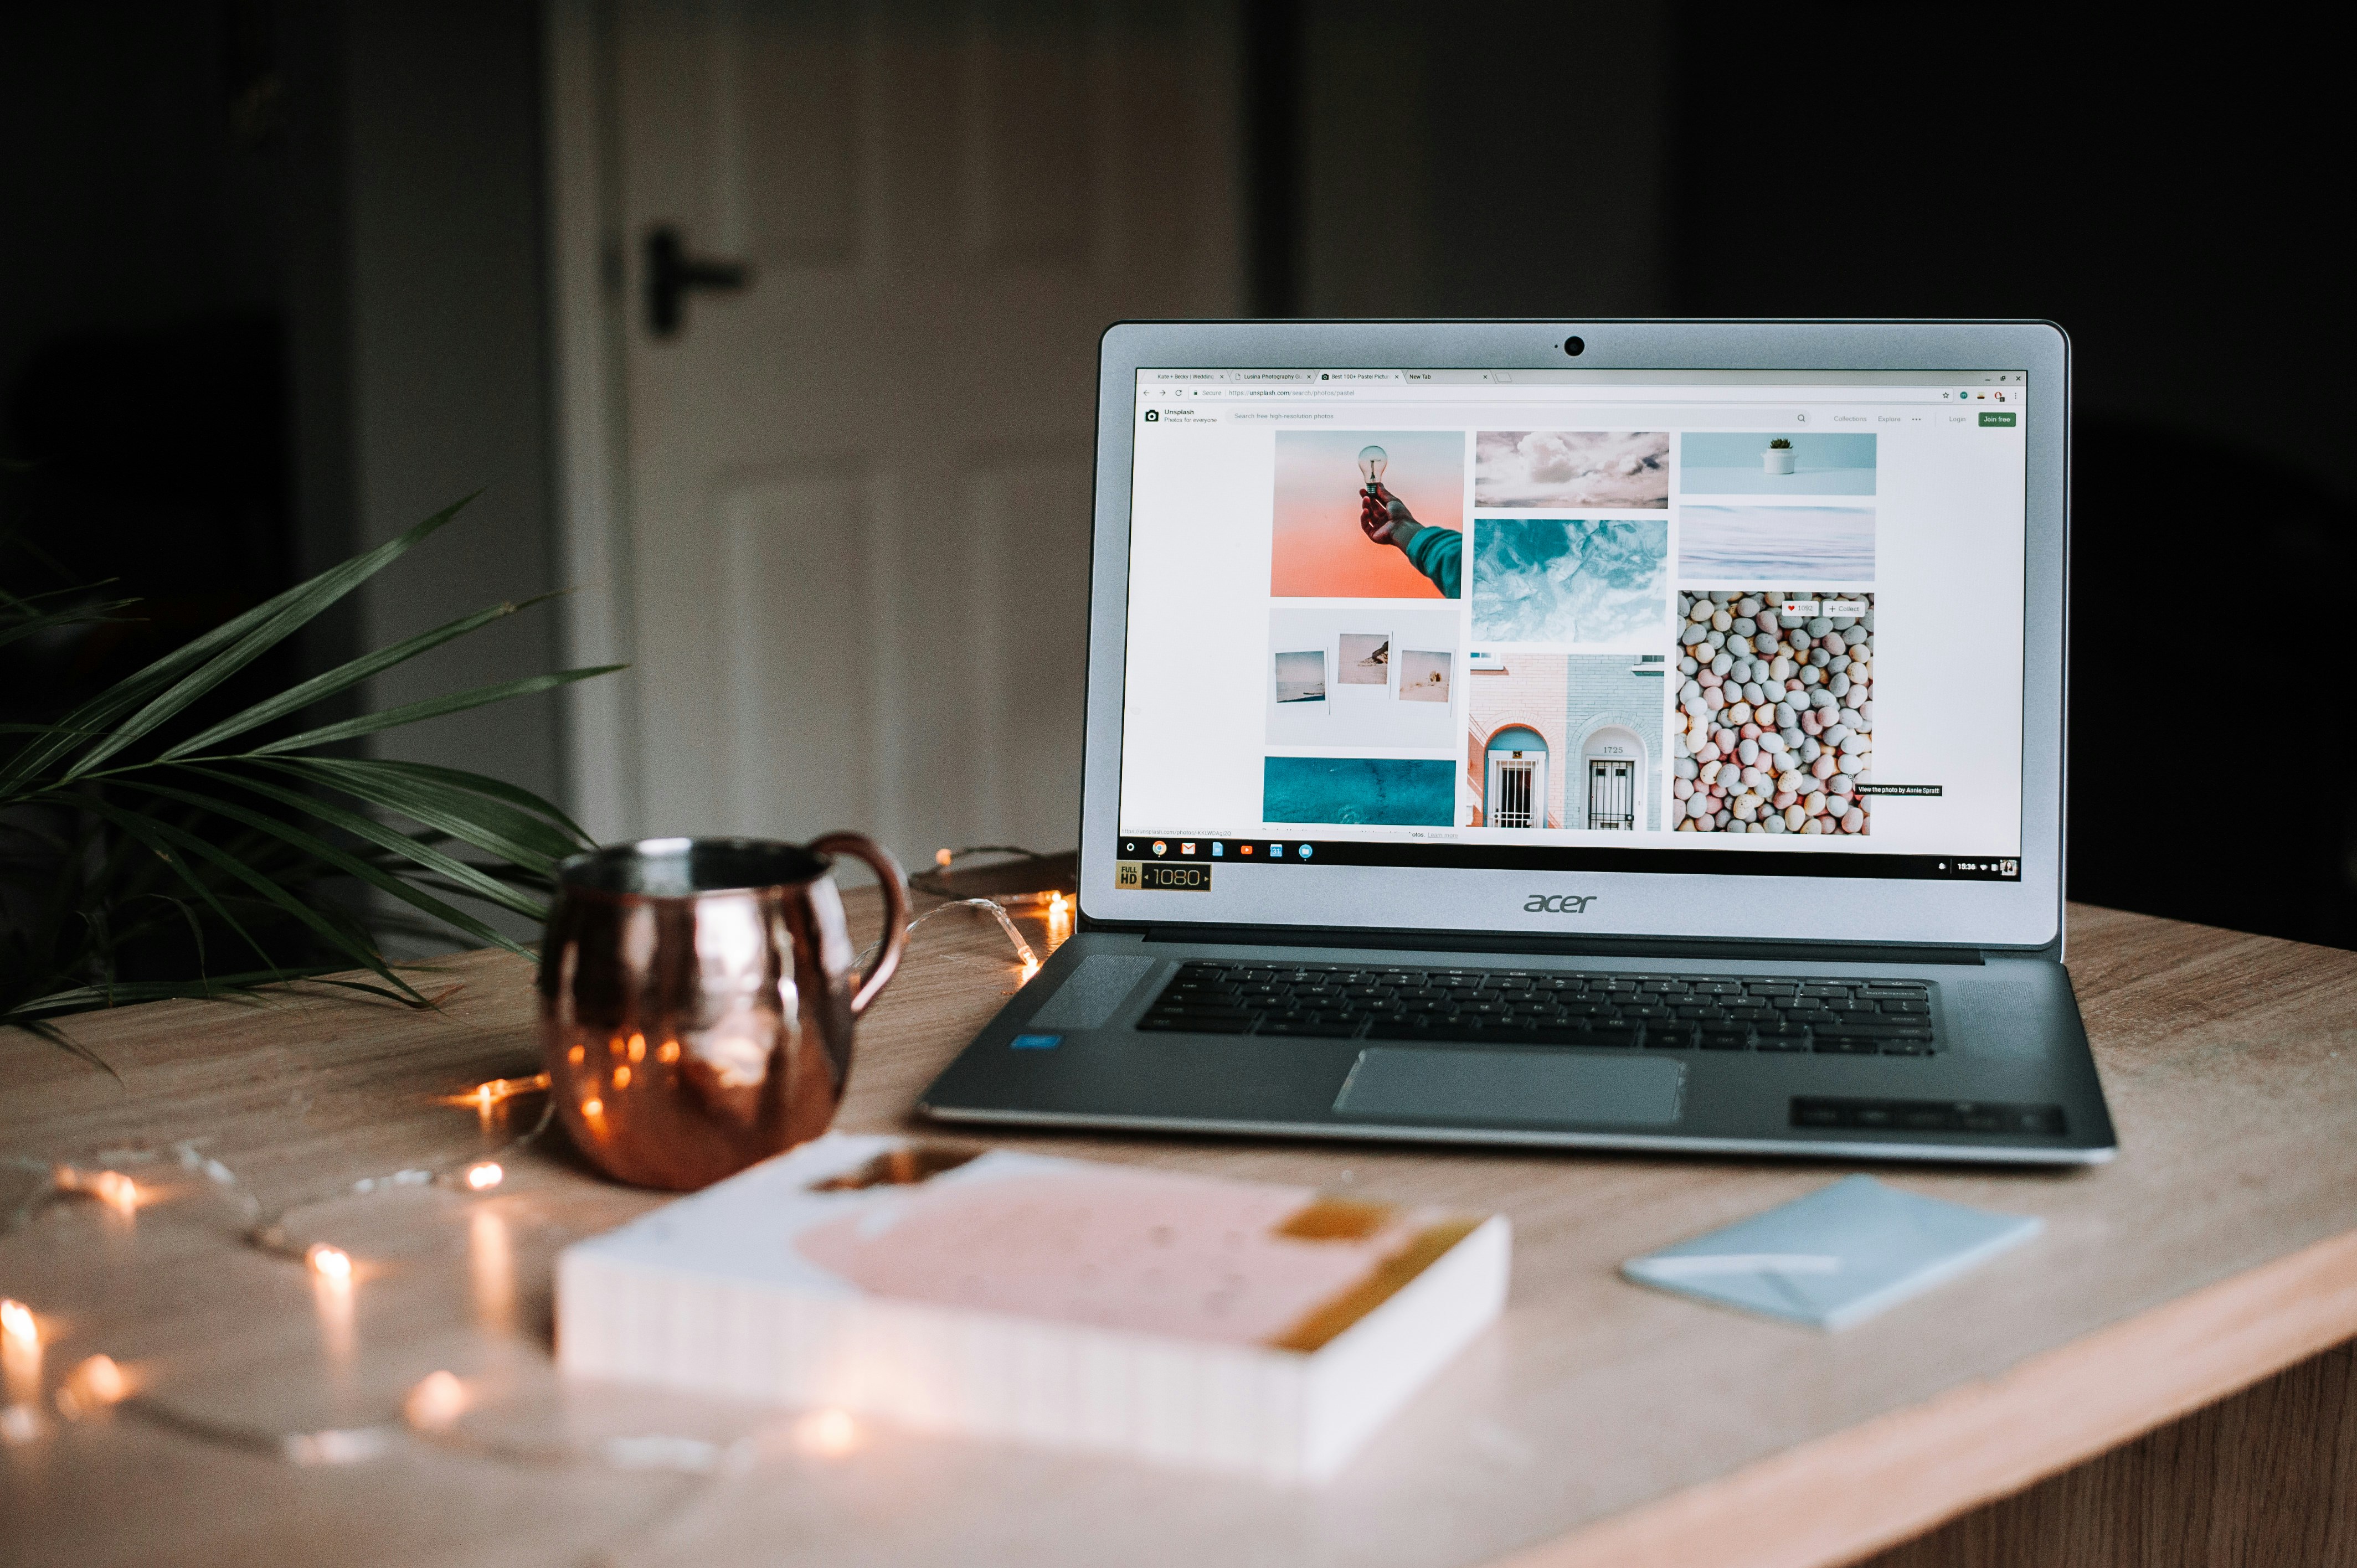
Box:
[538,835,912,1190]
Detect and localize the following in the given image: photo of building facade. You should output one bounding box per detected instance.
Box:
[1465,654,1665,831]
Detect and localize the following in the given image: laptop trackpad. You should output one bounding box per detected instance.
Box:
[1334,1048,1685,1128]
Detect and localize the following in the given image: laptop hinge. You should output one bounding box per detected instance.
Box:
[1132,922,1989,967]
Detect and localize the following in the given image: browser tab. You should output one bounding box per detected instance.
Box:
[1314,370,1404,383]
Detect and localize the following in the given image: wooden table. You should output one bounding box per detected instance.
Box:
[3,899,2353,1568]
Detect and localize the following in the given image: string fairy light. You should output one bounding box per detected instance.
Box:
[440,1072,553,1126]
[1,1298,33,1348]
[794,1406,860,1457]
[857,897,1041,981]
[51,1165,139,1214]
[403,1369,467,1432]
[0,878,1066,1492]
[3,1292,44,1441]
[54,1353,128,1419]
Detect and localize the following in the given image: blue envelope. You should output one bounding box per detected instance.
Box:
[1622,1175,2042,1330]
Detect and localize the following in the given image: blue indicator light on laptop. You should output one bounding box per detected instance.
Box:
[1010,1034,1061,1050]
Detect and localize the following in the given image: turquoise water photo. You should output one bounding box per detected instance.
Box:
[1471,517,1669,646]
[1263,757,1455,826]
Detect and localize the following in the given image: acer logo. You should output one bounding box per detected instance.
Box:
[1525,894,1597,914]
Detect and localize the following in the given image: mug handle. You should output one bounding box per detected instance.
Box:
[811,832,910,1018]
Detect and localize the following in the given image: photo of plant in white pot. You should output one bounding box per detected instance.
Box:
[1763,437,1797,475]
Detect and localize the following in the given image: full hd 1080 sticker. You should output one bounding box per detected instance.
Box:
[1115,861,1210,891]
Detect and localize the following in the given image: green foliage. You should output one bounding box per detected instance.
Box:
[0,497,622,1066]
[1767,437,1793,450]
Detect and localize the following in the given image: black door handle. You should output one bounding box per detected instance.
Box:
[646,226,752,337]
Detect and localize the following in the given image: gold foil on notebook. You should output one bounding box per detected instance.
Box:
[1265,1216,1484,1353]
[1271,1196,1396,1241]
[808,1144,979,1192]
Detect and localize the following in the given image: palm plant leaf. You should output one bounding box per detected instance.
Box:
[74,794,418,999]
[0,592,138,654]
[2,492,620,1054]
[45,495,475,782]
[158,589,567,761]
[263,756,585,873]
[12,969,429,1020]
[243,665,622,760]
[357,757,597,846]
[169,767,547,931]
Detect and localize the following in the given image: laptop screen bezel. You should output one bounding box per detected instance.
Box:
[1077,320,2068,952]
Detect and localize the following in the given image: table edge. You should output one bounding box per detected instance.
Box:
[1484,1225,2357,1568]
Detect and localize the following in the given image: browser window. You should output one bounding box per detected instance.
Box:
[1115,368,2029,883]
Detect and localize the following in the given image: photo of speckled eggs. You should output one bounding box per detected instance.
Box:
[1672,590,1872,835]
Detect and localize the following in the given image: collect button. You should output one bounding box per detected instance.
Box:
[1979,411,2017,426]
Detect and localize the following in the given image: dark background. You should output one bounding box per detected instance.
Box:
[4,1,2346,948]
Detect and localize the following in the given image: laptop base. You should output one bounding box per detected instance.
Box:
[917,930,2117,1167]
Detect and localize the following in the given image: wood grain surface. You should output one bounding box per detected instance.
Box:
[1,898,2353,1568]
[1857,1340,2357,1568]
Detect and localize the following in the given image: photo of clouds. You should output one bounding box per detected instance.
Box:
[1679,505,1875,580]
[1680,432,1877,496]
[1471,517,1670,647]
[1475,431,1669,509]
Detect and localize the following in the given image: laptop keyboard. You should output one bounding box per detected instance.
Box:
[1138,962,1936,1055]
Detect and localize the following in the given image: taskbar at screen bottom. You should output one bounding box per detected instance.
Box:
[1113,836,2023,883]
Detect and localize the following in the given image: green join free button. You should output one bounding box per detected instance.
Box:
[1979,411,2017,426]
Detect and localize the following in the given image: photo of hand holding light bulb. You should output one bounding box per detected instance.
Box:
[1357,443,1461,599]
[1268,429,1464,600]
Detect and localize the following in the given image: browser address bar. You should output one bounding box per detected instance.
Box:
[1166,386,1963,403]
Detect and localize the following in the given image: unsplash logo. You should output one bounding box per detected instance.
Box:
[1524,894,1597,914]
[1143,409,1159,421]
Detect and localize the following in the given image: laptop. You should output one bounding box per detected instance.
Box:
[918,319,2115,1165]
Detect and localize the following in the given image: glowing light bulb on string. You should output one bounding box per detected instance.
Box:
[2,1296,40,1414]
[1358,444,1388,491]
[0,1300,33,1350]
[55,1354,127,1419]
[795,1406,858,1456]
[52,1165,140,1214]
[404,1370,467,1432]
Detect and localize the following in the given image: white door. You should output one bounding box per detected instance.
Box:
[552,1,1240,858]
[1587,757,1634,830]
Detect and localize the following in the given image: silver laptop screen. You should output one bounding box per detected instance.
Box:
[1115,368,2027,884]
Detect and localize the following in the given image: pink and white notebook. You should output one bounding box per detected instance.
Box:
[557,1133,1509,1481]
